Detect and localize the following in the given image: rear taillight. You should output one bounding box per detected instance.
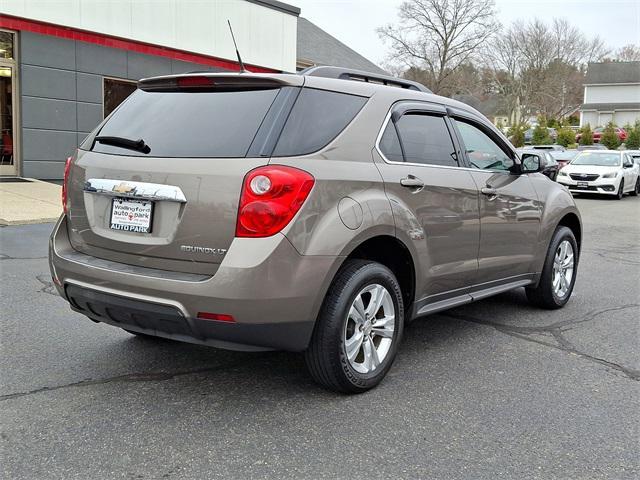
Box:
[62,156,72,214]
[236,166,314,238]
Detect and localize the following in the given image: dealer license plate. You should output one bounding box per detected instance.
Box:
[577,181,589,189]
[110,198,153,233]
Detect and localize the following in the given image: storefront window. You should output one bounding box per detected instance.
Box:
[0,30,15,173]
[0,31,13,59]
[104,78,137,118]
[0,67,13,167]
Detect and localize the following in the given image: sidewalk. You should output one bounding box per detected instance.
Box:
[0,179,62,225]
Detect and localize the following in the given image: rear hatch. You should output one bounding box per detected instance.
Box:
[66,74,303,275]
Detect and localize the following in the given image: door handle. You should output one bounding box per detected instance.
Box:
[400,175,425,189]
[481,187,498,198]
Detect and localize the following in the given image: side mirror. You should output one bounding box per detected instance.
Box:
[520,153,542,174]
[623,162,633,168]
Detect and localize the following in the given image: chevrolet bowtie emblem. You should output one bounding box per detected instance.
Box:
[112,182,136,194]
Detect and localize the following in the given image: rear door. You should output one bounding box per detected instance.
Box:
[374,102,480,304]
[449,114,541,285]
[66,76,301,275]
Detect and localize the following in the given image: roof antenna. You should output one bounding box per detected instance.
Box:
[227,20,247,73]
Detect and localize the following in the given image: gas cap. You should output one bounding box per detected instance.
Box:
[338,197,363,230]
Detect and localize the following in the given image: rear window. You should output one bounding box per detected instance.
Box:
[272,88,367,157]
[91,88,280,157]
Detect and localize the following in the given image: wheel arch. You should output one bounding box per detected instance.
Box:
[557,212,582,253]
[340,234,417,318]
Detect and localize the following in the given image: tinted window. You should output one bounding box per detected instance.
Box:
[273,88,366,156]
[454,120,513,171]
[393,114,457,166]
[379,122,403,162]
[92,88,280,157]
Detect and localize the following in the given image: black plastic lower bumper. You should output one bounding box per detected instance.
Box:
[65,284,312,352]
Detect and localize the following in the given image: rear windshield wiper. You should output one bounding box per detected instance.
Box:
[95,136,151,154]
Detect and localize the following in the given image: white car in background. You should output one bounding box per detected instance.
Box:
[557,150,640,199]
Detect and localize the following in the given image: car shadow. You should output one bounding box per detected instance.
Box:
[99,289,534,401]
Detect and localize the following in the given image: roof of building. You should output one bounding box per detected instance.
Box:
[247,0,300,16]
[584,61,640,85]
[296,17,386,74]
[581,102,640,111]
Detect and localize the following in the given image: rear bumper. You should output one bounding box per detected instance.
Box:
[49,216,341,352]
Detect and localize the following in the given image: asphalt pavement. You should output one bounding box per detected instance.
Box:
[1,195,639,479]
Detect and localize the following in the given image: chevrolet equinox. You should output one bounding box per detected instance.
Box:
[49,67,582,393]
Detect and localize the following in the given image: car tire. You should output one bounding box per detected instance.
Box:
[630,177,640,197]
[616,179,625,200]
[526,226,578,309]
[304,259,404,393]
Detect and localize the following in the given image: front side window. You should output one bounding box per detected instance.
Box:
[454,119,513,171]
[386,113,458,167]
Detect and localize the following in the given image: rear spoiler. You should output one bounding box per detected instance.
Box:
[138,73,303,92]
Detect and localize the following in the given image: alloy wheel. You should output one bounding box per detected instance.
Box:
[343,284,396,374]
[552,240,574,298]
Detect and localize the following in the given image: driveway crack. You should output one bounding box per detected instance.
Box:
[442,304,640,382]
[0,356,269,402]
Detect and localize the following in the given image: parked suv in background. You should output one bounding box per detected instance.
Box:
[50,67,582,393]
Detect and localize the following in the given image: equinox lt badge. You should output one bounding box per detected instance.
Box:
[180,245,227,255]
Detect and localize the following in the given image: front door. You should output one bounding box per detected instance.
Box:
[0,30,17,176]
[374,103,480,305]
[450,117,541,285]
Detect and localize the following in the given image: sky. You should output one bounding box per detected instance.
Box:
[289,0,640,66]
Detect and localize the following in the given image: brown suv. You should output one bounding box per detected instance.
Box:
[49,67,582,393]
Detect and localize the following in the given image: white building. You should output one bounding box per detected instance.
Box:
[580,61,640,128]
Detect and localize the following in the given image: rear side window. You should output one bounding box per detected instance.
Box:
[273,88,367,157]
[379,122,404,162]
[92,88,280,157]
[389,114,458,167]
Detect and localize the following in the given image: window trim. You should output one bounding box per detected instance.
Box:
[375,101,469,171]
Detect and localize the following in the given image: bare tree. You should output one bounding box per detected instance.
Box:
[378,0,499,94]
[488,18,609,120]
[614,44,640,62]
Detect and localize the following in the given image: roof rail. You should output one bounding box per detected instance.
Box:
[300,66,432,93]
